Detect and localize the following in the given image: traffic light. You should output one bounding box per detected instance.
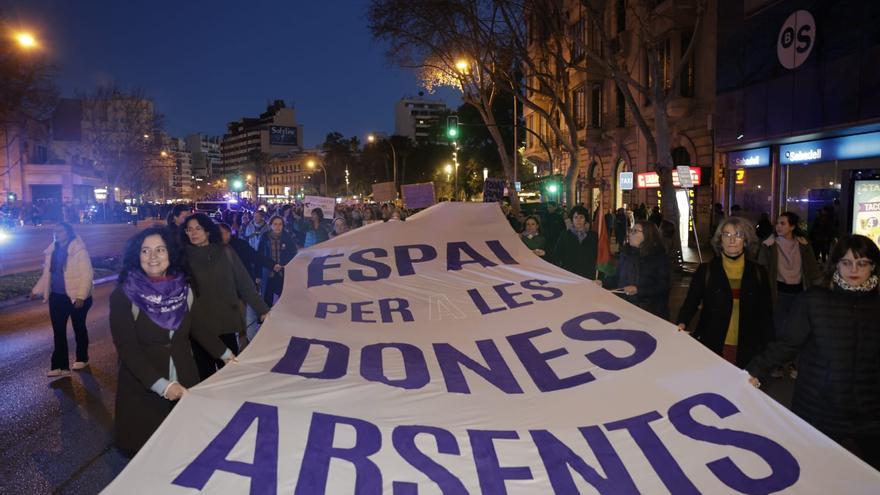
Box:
[231,178,244,191]
[446,115,459,139]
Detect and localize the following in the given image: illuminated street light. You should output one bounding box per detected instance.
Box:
[143,134,150,139]
[14,32,37,50]
[455,59,469,72]
[160,150,168,157]
[246,174,252,180]
[366,134,376,143]
[444,163,453,175]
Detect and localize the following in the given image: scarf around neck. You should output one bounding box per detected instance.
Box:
[832,271,880,293]
[775,236,802,284]
[122,270,188,330]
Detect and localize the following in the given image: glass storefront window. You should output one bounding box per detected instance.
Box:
[731,167,771,223]
[784,161,840,231]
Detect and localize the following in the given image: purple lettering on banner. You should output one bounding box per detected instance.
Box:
[468,430,533,494]
[307,254,345,288]
[315,302,346,319]
[392,425,468,495]
[467,288,507,315]
[485,240,519,265]
[507,328,595,391]
[271,337,349,379]
[520,279,563,301]
[349,248,392,282]
[493,283,533,309]
[561,311,657,370]
[446,242,498,271]
[378,298,414,323]
[352,301,377,323]
[604,411,700,495]
[172,401,279,494]
[295,412,382,495]
[361,343,430,390]
[530,427,638,494]
[394,244,438,276]
[668,393,800,494]
[434,340,523,394]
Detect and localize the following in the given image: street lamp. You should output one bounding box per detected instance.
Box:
[13,31,38,50]
[307,159,328,196]
[367,133,398,198]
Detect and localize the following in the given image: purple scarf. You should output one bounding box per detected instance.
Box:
[122,271,188,331]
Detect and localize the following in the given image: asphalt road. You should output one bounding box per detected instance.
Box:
[0,221,161,276]
[0,269,796,494]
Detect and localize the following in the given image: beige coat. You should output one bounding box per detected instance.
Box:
[32,236,94,303]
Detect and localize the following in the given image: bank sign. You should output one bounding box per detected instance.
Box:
[270,125,298,146]
[728,147,770,169]
[780,131,880,165]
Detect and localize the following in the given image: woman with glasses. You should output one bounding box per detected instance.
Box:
[676,217,773,367]
[603,220,670,318]
[182,213,270,379]
[747,235,880,469]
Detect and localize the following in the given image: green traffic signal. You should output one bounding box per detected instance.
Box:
[446,115,459,140]
[232,179,243,191]
[447,127,459,139]
[547,183,558,193]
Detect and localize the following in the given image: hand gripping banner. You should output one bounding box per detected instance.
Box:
[104,202,880,494]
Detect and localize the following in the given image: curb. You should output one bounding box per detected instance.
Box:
[0,274,118,311]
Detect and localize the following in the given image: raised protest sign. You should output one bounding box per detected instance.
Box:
[104,203,880,494]
[402,182,436,210]
[483,178,505,203]
[302,195,336,219]
[372,181,395,203]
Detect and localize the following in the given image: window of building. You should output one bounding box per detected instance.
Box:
[680,31,696,98]
[616,0,626,34]
[616,87,626,128]
[570,18,585,61]
[573,86,586,129]
[526,115,534,148]
[589,83,603,128]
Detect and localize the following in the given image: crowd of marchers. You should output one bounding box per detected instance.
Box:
[31,200,879,469]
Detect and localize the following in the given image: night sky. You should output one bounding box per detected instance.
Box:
[3,0,460,147]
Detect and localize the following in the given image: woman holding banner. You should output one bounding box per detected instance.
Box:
[520,215,547,259]
[553,206,598,280]
[747,234,880,469]
[676,217,773,367]
[109,227,229,455]
[604,220,670,319]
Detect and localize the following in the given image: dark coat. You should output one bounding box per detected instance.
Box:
[228,236,276,280]
[605,247,671,319]
[747,286,880,437]
[257,230,298,291]
[185,244,270,338]
[553,229,598,280]
[541,211,566,249]
[676,256,774,367]
[109,286,226,454]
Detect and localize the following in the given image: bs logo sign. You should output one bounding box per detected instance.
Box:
[777,10,816,70]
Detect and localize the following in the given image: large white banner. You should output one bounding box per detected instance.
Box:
[105,203,880,494]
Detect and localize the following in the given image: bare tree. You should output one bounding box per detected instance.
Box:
[79,86,164,203]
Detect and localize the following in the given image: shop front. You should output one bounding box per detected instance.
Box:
[726,147,772,224]
[636,166,704,248]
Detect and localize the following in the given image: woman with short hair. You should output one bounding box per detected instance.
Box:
[747,235,880,469]
[677,217,773,367]
[32,222,94,377]
[257,215,297,307]
[604,220,670,319]
[182,213,270,379]
[553,205,599,280]
[520,215,547,259]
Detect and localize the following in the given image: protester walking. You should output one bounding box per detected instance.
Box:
[165,204,192,240]
[257,215,297,307]
[676,217,773,367]
[747,234,880,470]
[520,215,548,259]
[296,207,331,247]
[553,205,599,280]
[109,227,232,455]
[603,220,670,319]
[182,214,271,379]
[32,222,94,377]
[242,210,269,251]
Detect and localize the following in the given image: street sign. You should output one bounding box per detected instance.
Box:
[401,182,436,209]
[514,181,521,192]
[619,172,634,190]
[676,165,694,188]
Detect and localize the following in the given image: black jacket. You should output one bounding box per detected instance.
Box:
[553,229,598,280]
[676,256,774,367]
[747,285,880,437]
[257,230,298,281]
[228,236,276,280]
[604,247,670,319]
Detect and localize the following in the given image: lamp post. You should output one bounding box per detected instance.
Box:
[367,134,398,198]
[307,159,328,196]
[3,31,40,205]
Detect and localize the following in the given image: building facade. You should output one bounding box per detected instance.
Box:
[185,133,221,179]
[165,136,192,200]
[264,151,318,200]
[394,94,449,144]
[220,100,304,177]
[717,0,880,243]
[522,0,717,245]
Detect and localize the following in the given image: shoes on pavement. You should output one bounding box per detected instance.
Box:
[47,369,70,378]
[72,361,89,370]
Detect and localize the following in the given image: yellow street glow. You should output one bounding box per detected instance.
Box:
[15,32,37,49]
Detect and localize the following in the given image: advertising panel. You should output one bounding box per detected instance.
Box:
[269,125,298,146]
[636,167,702,188]
[852,179,880,246]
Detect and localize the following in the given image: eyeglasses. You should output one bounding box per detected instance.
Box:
[721,232,745,240]
[838,259,875,270]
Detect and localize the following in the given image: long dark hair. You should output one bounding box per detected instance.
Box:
[182,213,221,245]
[50,222,77,272]
[633,220,666,256]
[118,227,188,285]
[824,234,880,286]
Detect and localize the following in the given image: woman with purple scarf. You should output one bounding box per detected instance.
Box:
[109,227,231,455]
